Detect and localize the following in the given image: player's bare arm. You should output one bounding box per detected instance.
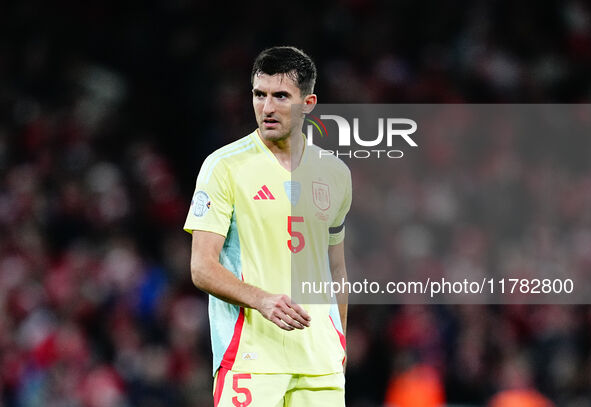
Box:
[329,240,348,371]
[328,240,348,337]
[190,230,311,331]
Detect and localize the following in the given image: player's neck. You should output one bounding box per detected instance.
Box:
[260,130,304,171]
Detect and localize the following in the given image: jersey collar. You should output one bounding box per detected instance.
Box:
[251,129,309,174]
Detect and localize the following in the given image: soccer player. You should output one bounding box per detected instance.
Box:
[184,46,352,406]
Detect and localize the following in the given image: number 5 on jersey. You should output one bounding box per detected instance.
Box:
[287,216,305,253]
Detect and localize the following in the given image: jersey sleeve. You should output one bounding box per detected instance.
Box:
[183,157,233,237]
[328,167,352,246]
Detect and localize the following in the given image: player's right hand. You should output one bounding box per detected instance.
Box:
[257,294,311,331]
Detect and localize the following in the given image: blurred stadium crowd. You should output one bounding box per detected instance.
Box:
[1,0,591,406]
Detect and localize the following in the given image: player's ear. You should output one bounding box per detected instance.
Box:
[302,94,317,114]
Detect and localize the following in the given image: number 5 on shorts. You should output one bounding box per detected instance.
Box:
[232,374,252,407]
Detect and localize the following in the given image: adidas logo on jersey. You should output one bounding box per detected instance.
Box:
[253,185,275,200]
[241,352,258,360]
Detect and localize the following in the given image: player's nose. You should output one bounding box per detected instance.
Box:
[263,96,275,115]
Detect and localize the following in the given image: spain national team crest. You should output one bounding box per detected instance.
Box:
[312,182,330,210]
[284,181,301,206]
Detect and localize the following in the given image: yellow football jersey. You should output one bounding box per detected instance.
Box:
[184,129,351,375]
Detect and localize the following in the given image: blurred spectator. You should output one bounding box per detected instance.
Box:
[488,389,554,407]
[384,363,445,407]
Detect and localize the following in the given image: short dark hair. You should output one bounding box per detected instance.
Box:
[251,46,317,96]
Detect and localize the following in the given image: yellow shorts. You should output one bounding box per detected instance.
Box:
[213,367,345,407]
